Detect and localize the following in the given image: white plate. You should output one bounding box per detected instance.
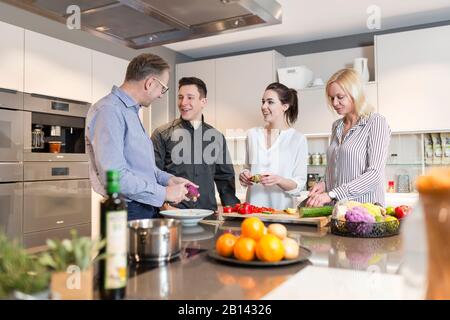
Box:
[159,209,215,226]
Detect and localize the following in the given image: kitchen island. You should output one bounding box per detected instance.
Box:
[123,216,405,300]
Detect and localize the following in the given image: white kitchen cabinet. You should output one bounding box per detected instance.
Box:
[215,51,286,134]
[92,51,129,103]
[24,30,92,102]
[0,21,24,91]
[176,59,216,126]
[295,82,378,135]
[376,25,450,132]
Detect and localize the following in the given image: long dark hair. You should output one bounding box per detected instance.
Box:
[265,82,298,126]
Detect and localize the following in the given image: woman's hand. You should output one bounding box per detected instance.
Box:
[308,181,325,196]
[306,192,332,207]
[239,169,253,187]
[260,173,282,187]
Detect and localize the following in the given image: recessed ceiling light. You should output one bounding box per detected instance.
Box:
[95,26,110,32]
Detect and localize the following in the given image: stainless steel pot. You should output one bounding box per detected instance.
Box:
[128,218,181,262]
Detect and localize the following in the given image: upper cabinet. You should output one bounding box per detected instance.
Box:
[92,51,129,103]
[175,51,285,133]
[376,25,450,132]
[295,82,378,135]
[176,59,216,126]
[215,51,285,133]
[24,30,92,102]
[0,21,24,91]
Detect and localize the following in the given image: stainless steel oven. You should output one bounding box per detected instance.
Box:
[0,88,23,242]
[0,88,23,161]
[23,93,89,162]
[21,93,91,248]
[1,89,91,248]
[0,164,23,242]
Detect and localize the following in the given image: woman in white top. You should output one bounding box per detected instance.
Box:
[239,82,308,210]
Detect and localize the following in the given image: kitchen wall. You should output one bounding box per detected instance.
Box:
[0,1,193,134]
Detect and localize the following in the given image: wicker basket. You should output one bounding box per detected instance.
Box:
[330,218,400,238]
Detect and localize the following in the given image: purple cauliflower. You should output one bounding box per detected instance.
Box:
[345,206,375,235]
[186,184,200,202]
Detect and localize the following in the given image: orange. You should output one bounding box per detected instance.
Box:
[241,217,265,241]
[216,233,238,257]
[255,234,285,262]
[233,237,256,261]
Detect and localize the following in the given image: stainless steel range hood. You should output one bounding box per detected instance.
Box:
[5,0,282,49]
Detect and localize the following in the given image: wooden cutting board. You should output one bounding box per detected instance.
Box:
[219,212,330,229]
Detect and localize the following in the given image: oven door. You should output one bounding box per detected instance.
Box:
[0,182,23,242]
[0,108,23,162]
[23,179,91,233]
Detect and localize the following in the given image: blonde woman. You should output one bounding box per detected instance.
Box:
[239,82,308,210]
[306,68,391,207]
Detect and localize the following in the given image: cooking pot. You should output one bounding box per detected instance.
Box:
[128,218,181,262]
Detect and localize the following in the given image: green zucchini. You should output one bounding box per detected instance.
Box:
[299,206,333,218]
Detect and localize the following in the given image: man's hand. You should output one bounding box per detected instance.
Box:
[168,176,198,188]
[160,202,178,211]
[165,184,189,204]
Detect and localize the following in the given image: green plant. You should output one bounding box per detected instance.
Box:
[39,229,105,272]
[0,232,50,299]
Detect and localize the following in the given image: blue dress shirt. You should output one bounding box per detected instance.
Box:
[86,86,172,207]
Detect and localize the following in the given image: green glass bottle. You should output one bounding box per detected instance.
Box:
[99,170,128,300]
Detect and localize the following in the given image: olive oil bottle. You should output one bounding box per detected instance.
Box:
[99,170,128,300]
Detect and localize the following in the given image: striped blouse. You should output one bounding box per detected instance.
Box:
[325,112,391,206]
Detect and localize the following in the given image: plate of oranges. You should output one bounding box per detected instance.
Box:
[208,217,311,267]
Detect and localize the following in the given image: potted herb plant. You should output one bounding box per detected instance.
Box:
[0,232,50,299]
[39,230,105,300]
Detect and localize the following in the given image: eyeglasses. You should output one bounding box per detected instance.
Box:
[152,77,169,95]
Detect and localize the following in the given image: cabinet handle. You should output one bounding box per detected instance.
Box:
[56,220,64,225]
[52,168,69,176]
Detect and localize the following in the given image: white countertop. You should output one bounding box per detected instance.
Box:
[261,265,423,300]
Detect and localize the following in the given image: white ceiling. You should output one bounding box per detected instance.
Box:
[164,0,450,58]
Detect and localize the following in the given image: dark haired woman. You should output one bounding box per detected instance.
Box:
[239,82,308,210]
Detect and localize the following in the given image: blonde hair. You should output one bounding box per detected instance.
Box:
[325,68,374,117]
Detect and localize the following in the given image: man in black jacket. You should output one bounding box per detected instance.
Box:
[151,77,240,211]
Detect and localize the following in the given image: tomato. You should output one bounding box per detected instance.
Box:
[223,206,233,213]
[243,203,252,214]
[395,205,410,219]
[237,203,252,214]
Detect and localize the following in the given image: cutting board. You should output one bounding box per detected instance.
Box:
[219,212,330,229]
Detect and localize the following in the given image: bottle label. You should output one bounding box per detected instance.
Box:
[105,210,127,290]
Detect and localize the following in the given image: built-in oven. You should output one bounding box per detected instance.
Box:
[23,163,91,238]
[23,93,89,162]
[0,88,23,161]
[0,88,23,242]
[20,93,92,248]
[0,164,23,242]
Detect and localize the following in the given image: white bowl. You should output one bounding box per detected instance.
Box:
[181,225,215,242]
[159,209,214,226]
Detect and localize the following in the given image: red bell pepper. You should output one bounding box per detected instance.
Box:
[223,206,233,213]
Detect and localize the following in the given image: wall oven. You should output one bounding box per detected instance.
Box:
[0,89,91,248]
[0,88,23,242]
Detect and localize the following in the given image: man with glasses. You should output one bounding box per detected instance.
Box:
[152,77,240,211]
[86,53,195,221]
